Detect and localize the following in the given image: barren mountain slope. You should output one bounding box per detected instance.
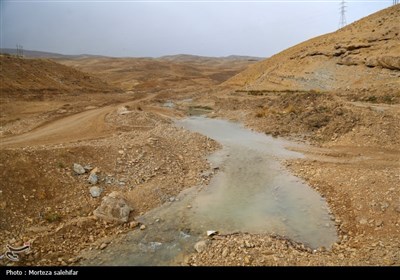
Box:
[58,56,258,92]
[224,5,400,94]
[0,54,119,96]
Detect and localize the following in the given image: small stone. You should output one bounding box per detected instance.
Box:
[84,165,93,172]
[89,186,102,198]
[244,256,251,265]
[88,173,98,184]
[100,243,108,250]
[73,163,86,175]
[359,218,368,225]
[244,240,254,248]
[140,225,146,230]
[206,230,218,237]
[169,197,175,202]
[375,220,383,227]
[90,167,98,175]
[194,241,207,253]
[118,150,124,155]
[395,205,400,213]
[222,248,229,257]
[129,221,139,228]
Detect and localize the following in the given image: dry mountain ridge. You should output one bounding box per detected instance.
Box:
[59,56,258,92]
[0,54,120,96]
[224,5,400,95]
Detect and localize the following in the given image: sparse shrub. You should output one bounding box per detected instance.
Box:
[44,212,62,223]
[255,110,265,118]
[366,95,377,102]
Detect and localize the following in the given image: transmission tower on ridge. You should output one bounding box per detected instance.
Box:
[338,0,347,29]
[393,1,399,5]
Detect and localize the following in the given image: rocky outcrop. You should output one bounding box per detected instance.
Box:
[93,192,132,223]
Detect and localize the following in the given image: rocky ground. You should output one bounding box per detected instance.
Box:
[181,89,400,266]
[1,5,399,264]
[2,87,398,266]
[0,103,219,266]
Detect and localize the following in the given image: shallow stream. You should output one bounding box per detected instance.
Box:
[81,117,337,265]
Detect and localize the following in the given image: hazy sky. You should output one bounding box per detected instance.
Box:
[0,0,392,58]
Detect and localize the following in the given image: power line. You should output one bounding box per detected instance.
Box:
[16,44,24,58]
[338,0,347,29]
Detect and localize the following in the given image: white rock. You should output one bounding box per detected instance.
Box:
[73,163,86,175]
[206,230,218,237]
[88,173,98,184]
[89,186,102,198]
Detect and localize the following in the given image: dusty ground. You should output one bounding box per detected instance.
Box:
[1,6,399,267]
[1,85,398,266]
[0,96,220,266]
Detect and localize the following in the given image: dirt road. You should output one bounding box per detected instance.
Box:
[0,94,165,148]
[0,106,114,148]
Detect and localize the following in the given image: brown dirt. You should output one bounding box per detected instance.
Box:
[0,54,120,97]
[58,55,257,93]
[0,103,220,266]
[224,5,400,96]
[183,5,400,266]
[1,6,399,267]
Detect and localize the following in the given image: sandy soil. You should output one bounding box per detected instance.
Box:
[1,6,399,266]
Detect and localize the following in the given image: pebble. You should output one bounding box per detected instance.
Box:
[194,241,207,253]
[129,221,139,228]
[222,248,229,257]
[100,243,108,250]
[88,173,98,184]
[140,225,146,230]
[73,163,86,175]
[89,186,102,198]
[375,220,383,227]
[244,256,251,265]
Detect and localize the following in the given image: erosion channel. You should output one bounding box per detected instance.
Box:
[80,116,337,265]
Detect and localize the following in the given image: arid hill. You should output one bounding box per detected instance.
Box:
[58,55,258,92]
[224,5,400,95]
[0,54,119,97]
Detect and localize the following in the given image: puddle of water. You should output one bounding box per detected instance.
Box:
[162,101,175,108]
[80,116,337,266]
[178,117,337,248]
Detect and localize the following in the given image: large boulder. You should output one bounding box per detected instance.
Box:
[365,56,400,70]
[93,192,132,223]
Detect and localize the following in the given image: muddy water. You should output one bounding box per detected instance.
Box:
[81,117,337,266]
